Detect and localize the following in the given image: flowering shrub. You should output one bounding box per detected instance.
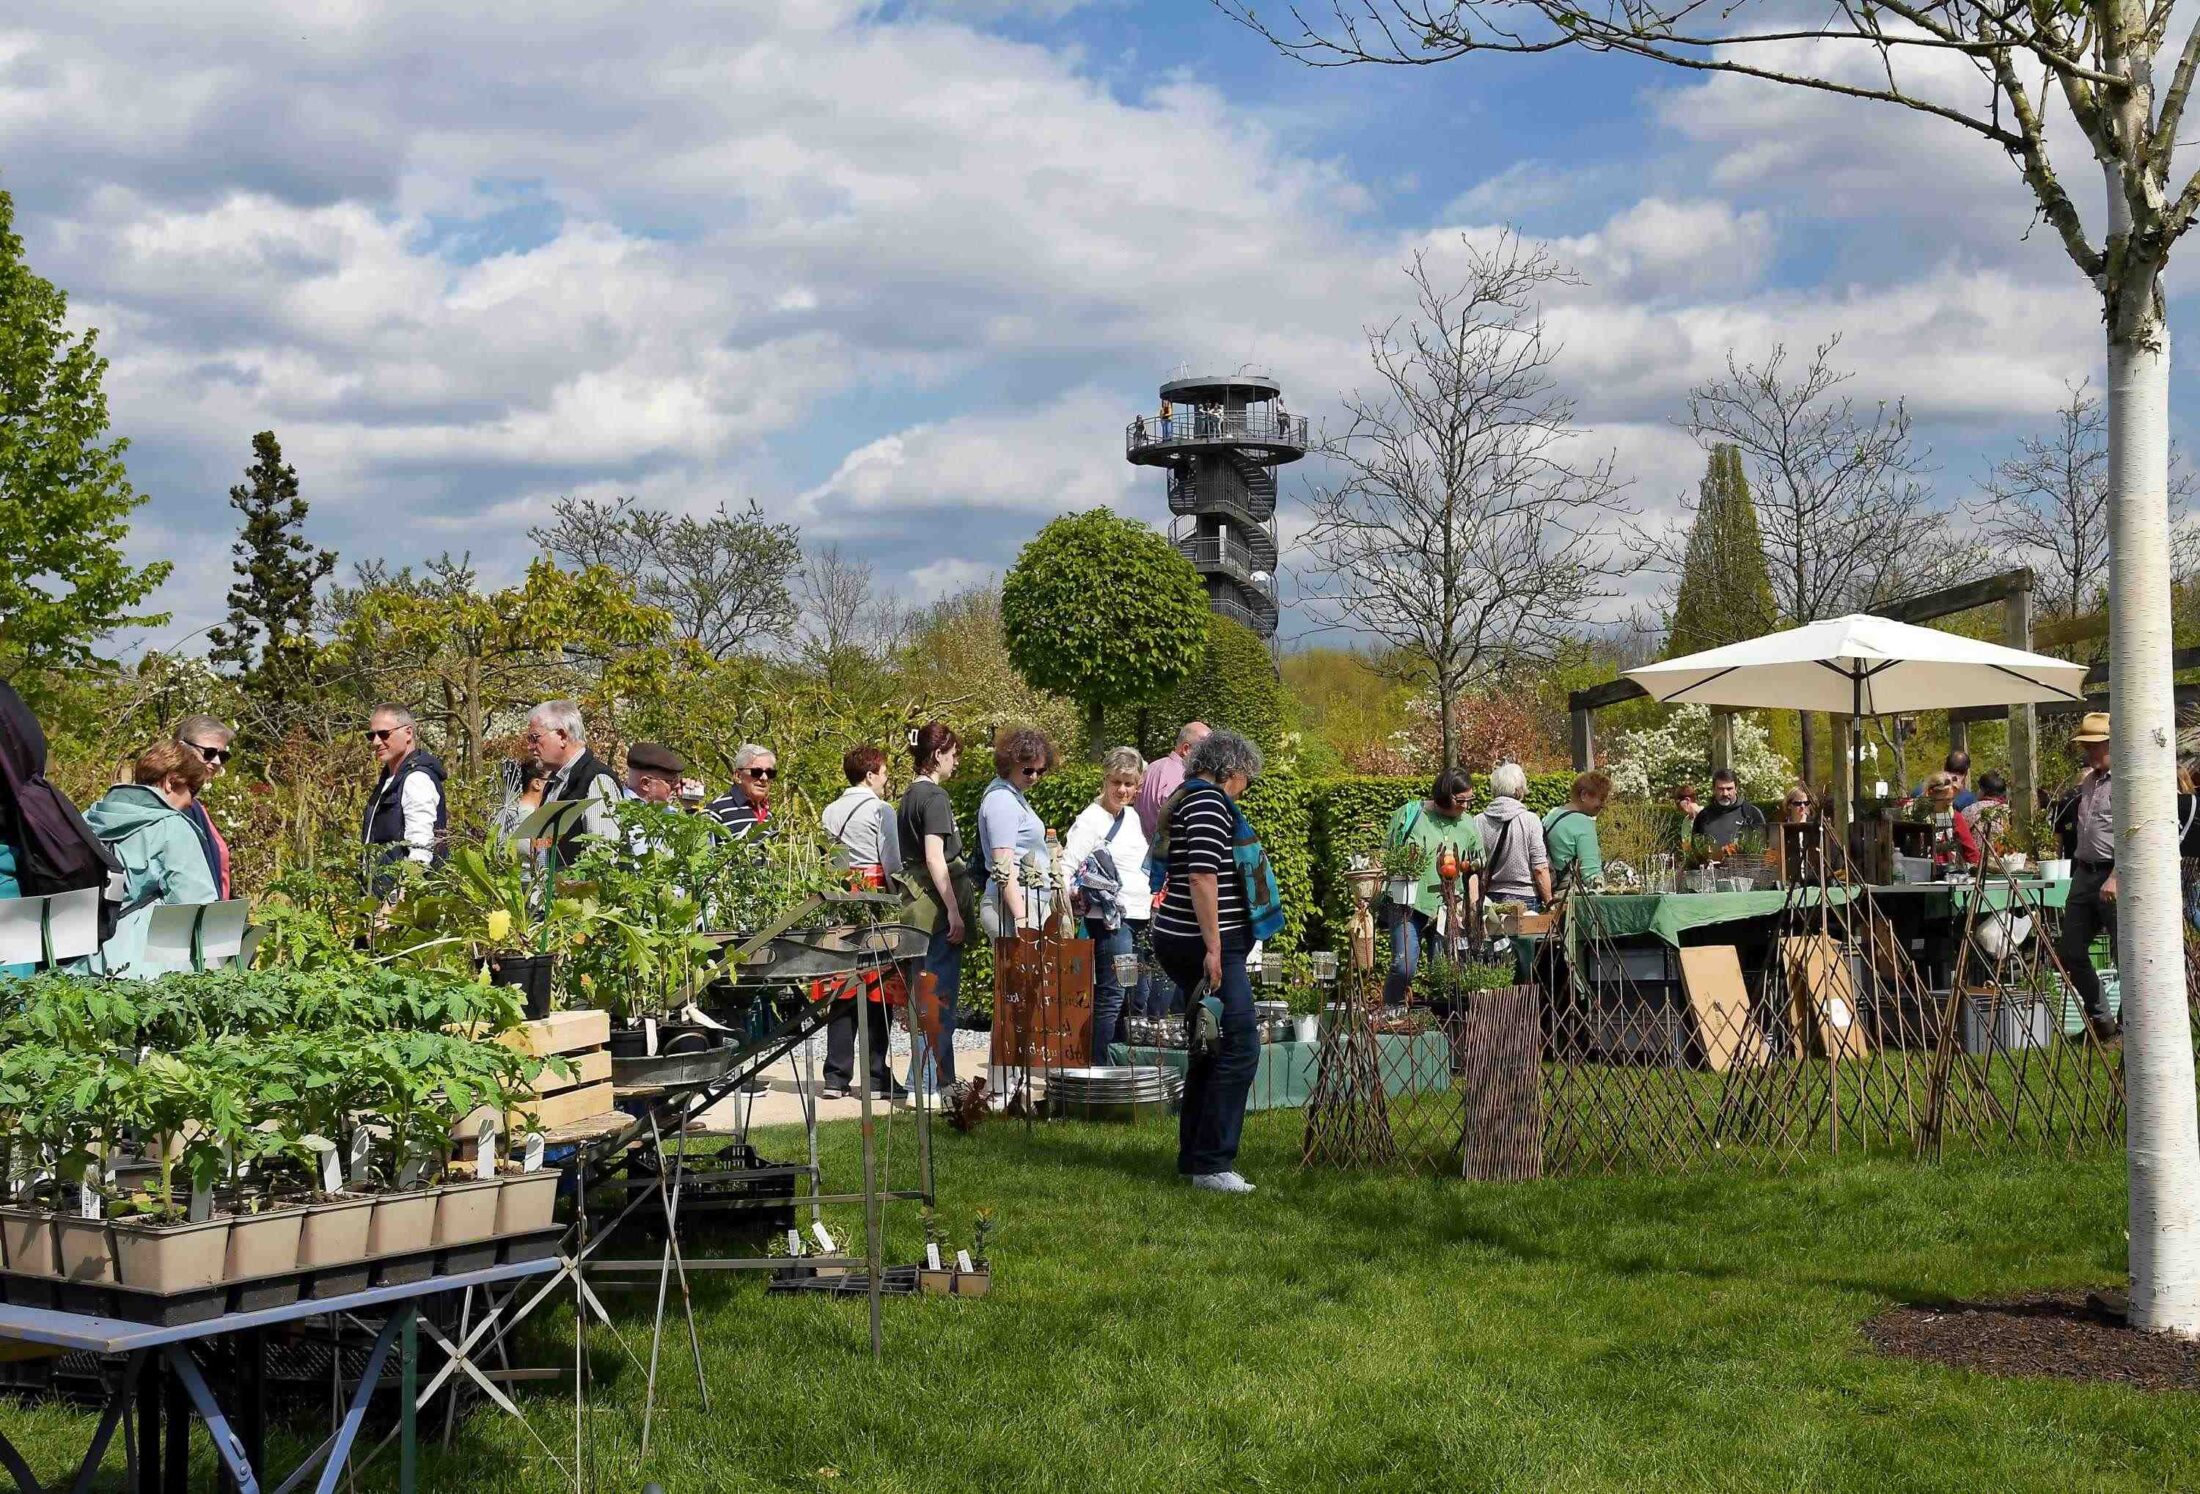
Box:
[1607,704,1791,801]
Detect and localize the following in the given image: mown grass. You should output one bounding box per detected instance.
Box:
[1,1112,2190,1493]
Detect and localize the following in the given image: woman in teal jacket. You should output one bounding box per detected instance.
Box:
[84,742,217,976]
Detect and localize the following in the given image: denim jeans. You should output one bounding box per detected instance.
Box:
[1382,905,1438,1005]
[1086,916,1133,1061]
[906,922,964,1091]
[1153,929,1257,1177]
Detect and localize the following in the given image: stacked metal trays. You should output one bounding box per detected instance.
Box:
[1044,1065,1185,1122]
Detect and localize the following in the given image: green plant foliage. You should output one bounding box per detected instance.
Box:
[0,189,171,686]
[1103,613,1288,757]
[999,508,1211,748]
[206,430,337,736]
[1666,443,1778,656]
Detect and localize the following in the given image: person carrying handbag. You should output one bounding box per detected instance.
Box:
[1063,747,1152,1060]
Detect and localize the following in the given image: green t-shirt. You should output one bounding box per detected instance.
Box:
[1541,805,1603,888]
[1383,800,1485,918]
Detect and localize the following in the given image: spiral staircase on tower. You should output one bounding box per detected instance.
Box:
[1123,372,1305,639]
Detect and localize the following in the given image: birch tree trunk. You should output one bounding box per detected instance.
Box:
[2107,288,2200,1335]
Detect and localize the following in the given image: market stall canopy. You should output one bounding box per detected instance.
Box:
[1623,613,2088,716]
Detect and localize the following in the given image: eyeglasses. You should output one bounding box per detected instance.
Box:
[1016,764,1046,780]
[746,766,778,780]
[1787,798,1812,807]
[365,728,405,743]
[188,743,231,765]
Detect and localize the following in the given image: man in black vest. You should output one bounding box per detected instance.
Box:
[525,700,621,866]
[362,705,447,892]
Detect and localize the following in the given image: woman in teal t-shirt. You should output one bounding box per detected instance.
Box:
[1381,768,1483,1005]
[1541,771,1611,892]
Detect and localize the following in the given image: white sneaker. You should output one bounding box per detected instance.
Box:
[1189,1171,1255,1195]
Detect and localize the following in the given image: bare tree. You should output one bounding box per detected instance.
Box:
[1968,382,2196,622]
[1299,232,1636,771]
[531,495,800,657]
[1678,339,1984,782]
[1221,0,2200,1338]
[795,543,903,672]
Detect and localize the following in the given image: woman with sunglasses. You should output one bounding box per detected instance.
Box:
[977,726,1055,938]
[173,713,234,899]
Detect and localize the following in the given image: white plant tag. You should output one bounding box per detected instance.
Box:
[79,1188,102,1220]
[475,1117,498,1180]
[785,1227,804,1258]
[811,1221,837,1254]
[348,1130,373,1187]
[188,1184,212,1223]
[305,1135,342,1194]
[955,1249,974,1273]
[925,1243,942,1270]
[523,1133,545,1173]
[397,1155,425,1188]
[643,1017,659,1056]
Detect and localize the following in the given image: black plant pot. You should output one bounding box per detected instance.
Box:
[486,951,557,1021]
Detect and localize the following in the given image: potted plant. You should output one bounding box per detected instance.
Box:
[919,1207,954,1296]
[953,1209,994,1297]
[1380,841,1427,909]
[379,841,567,1020]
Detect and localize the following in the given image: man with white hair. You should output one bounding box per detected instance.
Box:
[707,743,777,838]
[1135,720,1210,842]
[525,700,621,863]
[1475,761,1552,910]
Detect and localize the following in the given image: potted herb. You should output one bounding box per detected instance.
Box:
[919,1207,954,1295]
[954,1209,994,1297]
[1380,841,1428,909]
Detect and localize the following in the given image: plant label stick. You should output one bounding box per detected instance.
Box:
[926,1243,942,1270]
[475,1116,498,1180]
[79,1187,101,1220]
[188,1184,211,1224]
[812,1221,836,1254]
[348,1129,372,1188]
[955,1249,974,1273]
[305,1136,342,1195]
[644,1016,658,1056]
[785,1228,804,1258]
[523,1132,545,1174]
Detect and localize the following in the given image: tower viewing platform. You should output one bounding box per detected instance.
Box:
[1124,372,1303,640]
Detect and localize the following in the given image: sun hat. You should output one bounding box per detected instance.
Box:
[2069,711,2111,745]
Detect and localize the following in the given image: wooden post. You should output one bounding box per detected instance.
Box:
[2006,576,2037,832]
[1709,710,1735,773]
[1831,716,1854,835]
[1947,719,1970,758]
[1569,706,1596,772]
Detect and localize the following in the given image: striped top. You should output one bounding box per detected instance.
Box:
[1151,781,1248,942]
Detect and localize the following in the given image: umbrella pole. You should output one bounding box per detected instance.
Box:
[1851,671,1866,839]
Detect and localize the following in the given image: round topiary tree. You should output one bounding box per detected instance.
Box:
[1000,508,1212,756]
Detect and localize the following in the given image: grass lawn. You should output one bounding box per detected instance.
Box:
[2,1111,2191,1493]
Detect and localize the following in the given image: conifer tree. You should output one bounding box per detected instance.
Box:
[1665,444,1777,656]
[207,430,336,733]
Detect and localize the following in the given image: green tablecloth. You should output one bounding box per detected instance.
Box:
[1108,1031,1450,1112]
[1577,879,2067,947]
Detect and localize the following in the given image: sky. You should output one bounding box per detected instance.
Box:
[0,0,2173,656]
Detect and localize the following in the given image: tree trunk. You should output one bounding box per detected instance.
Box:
[1797,710,1815,788]
[1087,699,1106,762]
[2107,289,2200,1337]
[1439,680,1458,772]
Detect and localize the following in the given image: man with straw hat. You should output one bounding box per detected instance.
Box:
[2055,710,2122,1042]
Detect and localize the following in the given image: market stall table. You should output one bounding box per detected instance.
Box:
[0,1258,558,1494]
[1109,1031,1451,1112]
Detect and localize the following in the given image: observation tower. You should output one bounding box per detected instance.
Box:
[1124,371,1307,639]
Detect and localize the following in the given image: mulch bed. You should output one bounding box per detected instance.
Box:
[1863,1292,2200,1392]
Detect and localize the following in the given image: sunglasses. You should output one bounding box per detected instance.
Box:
[365,727,405,743]
[746,766,778,780]
[1015,763,1047,779]
[1787,799,1811,808]
[188,743,231,765]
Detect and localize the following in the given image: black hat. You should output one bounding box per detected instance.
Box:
[627,741,685,775]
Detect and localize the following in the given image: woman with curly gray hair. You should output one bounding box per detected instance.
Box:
[1149,728,1272,1195]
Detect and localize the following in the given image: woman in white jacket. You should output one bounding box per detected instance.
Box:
[1063,746,1151,1060]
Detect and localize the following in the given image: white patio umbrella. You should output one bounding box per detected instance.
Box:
[1624,613,2090,810]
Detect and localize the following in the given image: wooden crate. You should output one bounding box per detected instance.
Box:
[496,1010,610,1058]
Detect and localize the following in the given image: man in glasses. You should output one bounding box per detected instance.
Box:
[525,700,622,864]
[173,714,235,899]
[707,743,778,839]
[361,704,447,890]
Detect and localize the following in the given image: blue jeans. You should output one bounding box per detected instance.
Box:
[1087,916,1133,1061]
[907,923,963,1090]
[1153,930,1257,1177]
[1383,905,1438,1005]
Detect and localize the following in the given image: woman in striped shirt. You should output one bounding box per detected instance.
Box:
[1150,729,1266,1195]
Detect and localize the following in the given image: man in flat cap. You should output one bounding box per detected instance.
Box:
[625,742,686,807]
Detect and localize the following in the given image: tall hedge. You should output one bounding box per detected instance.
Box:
[1100,613,1288,757]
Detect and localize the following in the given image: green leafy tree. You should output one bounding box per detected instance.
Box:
[1106,613,1288,757]
[207,431,337,736]
[1665,444,1777,656]
[999,509,1210,755]
[0,188,169,684]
